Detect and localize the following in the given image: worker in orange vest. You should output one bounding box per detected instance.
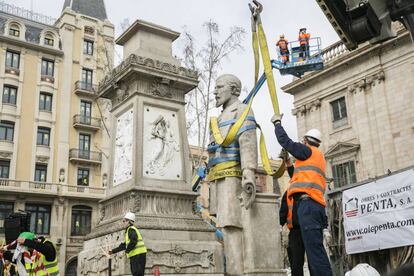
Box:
[276,34,290,64]
[271,113,333,276]
[298,28,311,59]
[279,150,307,276]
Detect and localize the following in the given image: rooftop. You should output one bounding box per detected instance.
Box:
[0,1,56,26]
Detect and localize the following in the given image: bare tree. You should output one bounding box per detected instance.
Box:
[180,20,246,167]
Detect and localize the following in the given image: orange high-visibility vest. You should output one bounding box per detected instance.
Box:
[276,39,288,51]
[299,32,310,45]
[286,146,326,229]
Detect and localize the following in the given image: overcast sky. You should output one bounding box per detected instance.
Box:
[8,0,339,158]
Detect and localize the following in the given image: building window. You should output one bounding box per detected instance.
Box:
[82,68,93,86]
[80,100,92,124]
[8,24,20,37]
[39,92,52,111]
[79,134,90,159]
[0,160,10,179]
[0,121,14,142]
[77,168,89,186]
[41,59,54,77]
[44,34,54,46]
[0,202,14,234]
[332,161,357,188]
[37,127,50,146]
[71,205,92,236]
[25,204,50,235]
[331,97,348,129]
[34,164,47,182]
[83,40,94,55]
[5,50,20,69]
[2,86,17,105]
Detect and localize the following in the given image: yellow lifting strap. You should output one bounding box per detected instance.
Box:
[208,1,285,178]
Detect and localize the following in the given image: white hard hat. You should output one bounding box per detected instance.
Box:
[305,128,322,143]
[123,212,135,222]
[345,264,380,276]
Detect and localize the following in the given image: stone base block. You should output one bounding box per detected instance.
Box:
[78,229,225,275]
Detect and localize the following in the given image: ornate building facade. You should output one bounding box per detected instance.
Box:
[0,1,114,274]
[282,24,414,274]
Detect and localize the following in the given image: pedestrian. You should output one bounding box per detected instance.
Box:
[279,149,307,276]
[3,231,60,276]
[2,251,17,276]
[276,34,290,64]
[109,212,147,276]
[298,28,311,59]
[271,113,333,276]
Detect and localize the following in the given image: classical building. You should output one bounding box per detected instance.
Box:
[0,0,114,274]
[282,24,414,274]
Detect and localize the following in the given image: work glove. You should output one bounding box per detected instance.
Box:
[271,113,283,124]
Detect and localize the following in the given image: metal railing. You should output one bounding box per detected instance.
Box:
[73,115,101,128]
[74,81,97,93]
[0,178,106,197]
[69,149,102,162]
[0,1,56,26]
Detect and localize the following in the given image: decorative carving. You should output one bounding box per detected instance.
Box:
[146,246,214,273]
[113,109,133,186]
[99,204,105,223]
[144,110,181,178]
[98,54,198,92]
[130,192,141,213]
[151,78,172,98]
[348,71,385,94]
[36,156,49,163]
[0,152,12,159]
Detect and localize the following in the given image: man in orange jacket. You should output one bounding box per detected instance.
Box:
[298,28,311,59]
[271,113,333,276]
[276,34,290,64]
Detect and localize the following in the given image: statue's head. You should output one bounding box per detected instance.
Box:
[214,74,242,108]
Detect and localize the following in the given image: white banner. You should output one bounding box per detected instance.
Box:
[342,168,414,254]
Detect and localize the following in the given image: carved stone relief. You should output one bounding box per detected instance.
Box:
[113,108,133,186]
[143,106,182,180]
[151,78,173,98]
[348,70,385,94]
[146,245,215,273]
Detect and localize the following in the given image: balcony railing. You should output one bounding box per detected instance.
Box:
[5,67,20,76]
[0,178,106,198]
[74,81,97,96]
[320,41,349,64]
[73,115,101,130]
[69,149,102,164]
[0,1,56,26]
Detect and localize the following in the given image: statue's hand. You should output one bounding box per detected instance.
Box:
[239,169,256,209]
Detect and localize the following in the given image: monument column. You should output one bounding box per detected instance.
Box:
[77,20,224,276]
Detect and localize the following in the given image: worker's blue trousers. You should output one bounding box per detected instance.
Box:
[297,198,333,276]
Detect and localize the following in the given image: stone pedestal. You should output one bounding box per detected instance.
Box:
[77,20,224,275]
[242,194,287,276]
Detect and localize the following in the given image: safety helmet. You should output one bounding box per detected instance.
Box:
[19,232,35,240]
[300,28,307,32]
[279,34,285,38]
[305,128,322,143]
[123,212,135,222]
[345,263,380,276]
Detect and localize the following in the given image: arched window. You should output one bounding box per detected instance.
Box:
[44,33,54,46]
[65,257,77,276]
[9,23,20,37]
[71,205,92,236]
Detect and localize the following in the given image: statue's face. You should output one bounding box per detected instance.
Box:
[214,78,233,108]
